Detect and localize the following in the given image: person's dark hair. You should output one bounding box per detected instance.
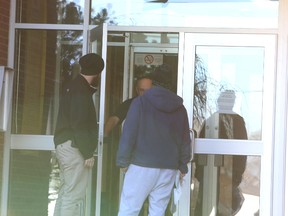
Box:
[135,72,152,83]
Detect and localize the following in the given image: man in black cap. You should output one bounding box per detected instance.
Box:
[53,53,104,216]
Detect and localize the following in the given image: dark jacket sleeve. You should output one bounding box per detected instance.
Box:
[178,107,192,174]
[116,98,140,167]
[70,90,98,159]
[113,98,134,124]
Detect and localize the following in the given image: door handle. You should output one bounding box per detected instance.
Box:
[190,128,196,161]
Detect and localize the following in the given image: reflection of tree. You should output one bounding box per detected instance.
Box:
[194,55,208,126]
[60,45,81,83]
[59,2,83,24]
[56,1,83,24]
[57,2,118,84]
[56,1,83,84]
[194,55,229,127]
[91,5,118,25]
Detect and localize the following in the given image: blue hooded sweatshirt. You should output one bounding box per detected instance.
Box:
[116,86,191,173]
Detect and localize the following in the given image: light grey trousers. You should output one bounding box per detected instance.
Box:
[118,164,177,216]
[53,140,90,216]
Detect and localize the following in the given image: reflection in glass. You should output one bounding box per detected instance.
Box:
[8,150,51,215]
[12,30,83,135]
[91,0,278,28]
[107,32,179,44]
[16,0,84,24]
[191,46,263,215]
[194,89,249,215]
[49,151,60,215]
[193,46,265,140]
[191,155,260,216]
[200,90,248,140]
[130,33,178,44]
[15,0,278,27]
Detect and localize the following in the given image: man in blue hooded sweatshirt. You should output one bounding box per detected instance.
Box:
[116,64,191,216]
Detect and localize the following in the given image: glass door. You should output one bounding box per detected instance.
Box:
[103,31,181,216]
[180,33,276,216]
[88,23,108,216]
[6,25,108,216]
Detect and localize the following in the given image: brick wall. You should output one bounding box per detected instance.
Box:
[0,0,10,65]
[0,0,10,212]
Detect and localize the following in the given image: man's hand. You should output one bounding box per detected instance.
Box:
[180,172,186,184]
[84,157,95,168]
[120,167,128,173]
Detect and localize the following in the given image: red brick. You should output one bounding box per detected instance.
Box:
[0,0,10,66]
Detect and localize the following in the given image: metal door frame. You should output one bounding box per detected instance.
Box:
[3,28,277,216]
[181,33,276,216]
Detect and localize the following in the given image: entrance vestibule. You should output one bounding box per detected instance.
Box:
[7,28,275,216]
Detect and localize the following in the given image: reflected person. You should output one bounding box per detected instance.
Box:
[195,90,247,216]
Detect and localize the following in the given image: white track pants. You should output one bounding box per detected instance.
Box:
[118,164,177,216]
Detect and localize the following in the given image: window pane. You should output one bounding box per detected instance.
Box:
[16,0,84,24]
[8,150,51,215]
[12,30,83,135]
[91,0,278,28]
[193,46,264,140]
[130,33,178,44]
[191,155,260,216]
[107,32,178,44]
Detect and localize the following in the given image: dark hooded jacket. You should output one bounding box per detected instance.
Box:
[116,86,191,173]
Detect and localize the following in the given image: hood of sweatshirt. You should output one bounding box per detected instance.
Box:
[143,86,183,113]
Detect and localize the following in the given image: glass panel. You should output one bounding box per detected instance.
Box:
[100,45,126,216]
[16,0,84,24]
[8,150,51,216]
[108,32,127,43]
[91,0,278,28]
[130,33,178,44]
[103,36,179,216]
[191,155,260,216]
[193,46,264,140]
[8,150,98,216]
[12,30,83,135]
[107,32,179,44]
[88,24,107,216]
